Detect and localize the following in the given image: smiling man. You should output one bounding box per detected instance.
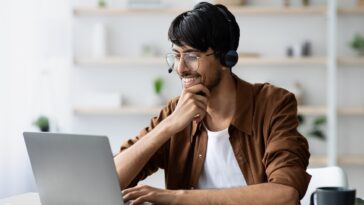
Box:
[114,2,311,205]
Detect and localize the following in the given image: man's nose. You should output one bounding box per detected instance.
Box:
[176,59,189,74]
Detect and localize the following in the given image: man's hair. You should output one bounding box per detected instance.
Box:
[168,2,240,55]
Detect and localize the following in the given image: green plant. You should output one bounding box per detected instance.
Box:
[33,115,49,132]
[98,0,106,7]
[349,34,364,55]
[153,77,164,95]
[356,197,364,205]
[298,115,326,140]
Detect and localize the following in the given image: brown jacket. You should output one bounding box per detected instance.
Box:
[119,75,311,199]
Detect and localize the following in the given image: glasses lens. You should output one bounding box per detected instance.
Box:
[184,54,199,71]
[166,54,177,71]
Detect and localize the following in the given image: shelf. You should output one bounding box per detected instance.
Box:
[74,57,165,66]
[338,106,364,116]
[310,154,364,166]
[298,106,364,116]
[73,5,327,16]
[74,106,161,115]
[298,106,326,116]
[239,57,326,66]
[338,7,364,15]
[229,5,326,15]
[338,57,364,66]
[74,56,326,66]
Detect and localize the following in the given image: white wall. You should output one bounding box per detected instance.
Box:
[0,0,72,198]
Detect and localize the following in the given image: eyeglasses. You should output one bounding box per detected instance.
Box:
[165,52,215,73]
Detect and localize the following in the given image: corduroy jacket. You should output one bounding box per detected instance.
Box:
[119,74,311,199]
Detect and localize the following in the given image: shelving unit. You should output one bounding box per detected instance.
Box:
[73,105,364,116]
[73,5,327,16]
[74,56,327,66]
[72,2,364,169]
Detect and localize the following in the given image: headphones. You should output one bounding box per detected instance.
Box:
[216,6,238,68]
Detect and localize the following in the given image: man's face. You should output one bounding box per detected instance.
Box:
[171,45,222,91]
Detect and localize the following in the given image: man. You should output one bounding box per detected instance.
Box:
[114,2,311,205]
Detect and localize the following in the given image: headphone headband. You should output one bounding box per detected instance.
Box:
[216,6,238,68]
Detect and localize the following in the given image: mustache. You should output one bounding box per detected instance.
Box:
[179,71,200,78]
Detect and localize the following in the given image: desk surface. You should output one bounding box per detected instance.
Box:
[0,193,40,205]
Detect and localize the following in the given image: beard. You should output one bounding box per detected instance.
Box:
[179,66,222,92]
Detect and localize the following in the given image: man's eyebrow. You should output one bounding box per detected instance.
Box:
[171,48,200,53]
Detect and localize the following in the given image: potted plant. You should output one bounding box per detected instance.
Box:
[298,115,326,140]
[150,77,164,106]
[33,115,50,132]
[349,34,364,56]
[98,0,106,7]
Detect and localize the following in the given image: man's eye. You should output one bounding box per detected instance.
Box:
[185,55,198,61]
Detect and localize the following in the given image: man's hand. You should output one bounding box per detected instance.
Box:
[167,84,210,133]
[122,185,180,205]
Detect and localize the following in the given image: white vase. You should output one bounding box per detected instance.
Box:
[150,93,164,107]
[92,23,107,58]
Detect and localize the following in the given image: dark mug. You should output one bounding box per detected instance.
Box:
[310,186,356,205]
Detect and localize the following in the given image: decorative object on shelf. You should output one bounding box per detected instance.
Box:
[92,23,107,58]
[286,40,312,57]
[349,34,364,56]
[127,0,162,8]
[213,0,246,6]
[283,0,290,7]
[358,0,364,7]
[98,0,106,7]
[141,43,162,57]
[302,0,310,6]
[33,115,50,132]
[150,77,165,106]
[286,46,294,57]
[301,40,312,57]
[298,115,326,140]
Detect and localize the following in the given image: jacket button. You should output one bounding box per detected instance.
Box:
[198,154,203,158]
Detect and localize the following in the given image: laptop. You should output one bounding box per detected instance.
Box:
[23,132,124,205]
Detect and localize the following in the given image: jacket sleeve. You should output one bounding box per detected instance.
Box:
[118,98,177,188]
[262,90,311,199]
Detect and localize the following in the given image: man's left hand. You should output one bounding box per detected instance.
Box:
[122,185,181,205]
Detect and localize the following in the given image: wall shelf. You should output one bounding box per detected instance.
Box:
[298,106,326,116]
[74,106,160,115]
[73,105,364,116]
[73,5,327,16]
[338,57,364,66]
[338,7,364,15]
[74,57,165,66]
[338,106,364,116]
[310,154,364,166]
[74,56,327,67]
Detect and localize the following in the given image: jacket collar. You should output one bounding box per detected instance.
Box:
[190,73,253,141]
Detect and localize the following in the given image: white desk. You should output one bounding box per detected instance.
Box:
[0,193,40,205]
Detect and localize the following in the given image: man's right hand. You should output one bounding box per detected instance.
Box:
[167,84,210,133]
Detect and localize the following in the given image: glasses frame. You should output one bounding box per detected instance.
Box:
[165,52,215,73]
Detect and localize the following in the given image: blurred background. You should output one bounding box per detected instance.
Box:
[1,0,363,200]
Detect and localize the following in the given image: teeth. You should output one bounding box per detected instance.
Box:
[182,77,200,88]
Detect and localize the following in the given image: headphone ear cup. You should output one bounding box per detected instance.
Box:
[224,50,238,68]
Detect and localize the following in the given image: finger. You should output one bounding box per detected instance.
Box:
[185,84,210,97]
[122,185,148,201]
[131,194,153,205]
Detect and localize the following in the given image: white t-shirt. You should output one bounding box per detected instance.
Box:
[198,126,247,189]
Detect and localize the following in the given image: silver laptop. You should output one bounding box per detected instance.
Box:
[24,132,124,205]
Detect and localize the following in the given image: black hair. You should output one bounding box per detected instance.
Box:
[168,2,240,56]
